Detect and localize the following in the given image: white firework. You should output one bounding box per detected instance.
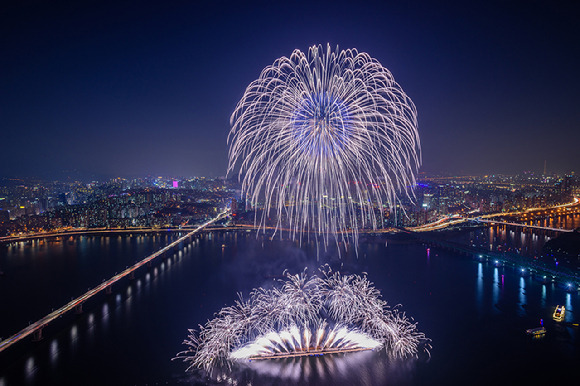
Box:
[175,267,429,373]
[229,324,382,360]
[228,44,421,246]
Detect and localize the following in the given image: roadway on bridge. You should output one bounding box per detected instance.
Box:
[408,197,579,232]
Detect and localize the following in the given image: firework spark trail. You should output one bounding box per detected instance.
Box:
[228,44,421,248]
[175,267,429,372]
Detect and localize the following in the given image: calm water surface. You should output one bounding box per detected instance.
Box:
[0,228,578,385]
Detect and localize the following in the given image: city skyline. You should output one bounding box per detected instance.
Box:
[2,0,579,179]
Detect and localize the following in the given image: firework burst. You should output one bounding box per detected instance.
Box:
[228,44,421,246]
[175,267,429,373]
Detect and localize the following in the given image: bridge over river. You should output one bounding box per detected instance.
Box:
[0,209,230,354]
[467,218,575,233]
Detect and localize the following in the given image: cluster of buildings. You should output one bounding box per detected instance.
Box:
[0,172,577,237]
[0,177,238,237]
[398,172,578,227]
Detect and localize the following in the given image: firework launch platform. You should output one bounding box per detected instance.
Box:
[247,346,374,361]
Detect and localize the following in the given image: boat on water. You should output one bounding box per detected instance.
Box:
[553,305,565,322]
[526,327,546,336]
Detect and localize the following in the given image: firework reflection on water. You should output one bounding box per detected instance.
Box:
[204,350,420,385]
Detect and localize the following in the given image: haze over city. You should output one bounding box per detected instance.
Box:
[2,0,579,179]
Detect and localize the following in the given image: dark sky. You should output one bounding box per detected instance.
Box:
[2,0,579,179]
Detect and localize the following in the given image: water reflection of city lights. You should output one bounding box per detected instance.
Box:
[25,356,36,381]
[492,267,499,309]
[540,285,546,308]
[50,340,59,365]
[518,277,526,314]
[565,293,572,318]
[102,303,109,320]
[476,263,483,314]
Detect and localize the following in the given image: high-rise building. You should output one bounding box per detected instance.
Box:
[422,193,433,209]
[543,160,547,176]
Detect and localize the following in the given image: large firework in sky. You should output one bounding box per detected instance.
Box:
[228,44,421,246]
[175,267,428,373]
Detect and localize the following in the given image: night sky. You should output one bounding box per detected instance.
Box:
[2,0,579,179]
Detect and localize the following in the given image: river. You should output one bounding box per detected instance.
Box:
[0,225,578,385]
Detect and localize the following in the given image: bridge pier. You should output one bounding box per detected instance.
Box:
[147,261,152,268]
[75,303,83,314]
[32,327,44,342]
[129,272,135,280]
[105,286,112,295]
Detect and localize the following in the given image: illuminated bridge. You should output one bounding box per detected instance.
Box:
[408,197,579,233]
[0,209,230,354]
[466,218,574,233]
